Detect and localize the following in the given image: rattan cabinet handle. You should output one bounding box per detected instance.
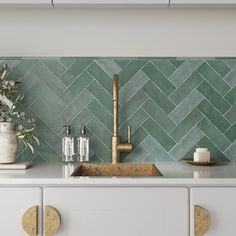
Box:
[45,205,61,236]
[195,205,210,236]
[22,205,38,236]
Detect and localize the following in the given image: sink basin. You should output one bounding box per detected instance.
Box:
[71,163,162,177]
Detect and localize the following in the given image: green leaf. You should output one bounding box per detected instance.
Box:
[27,143,34,154]
[33,136,40,146]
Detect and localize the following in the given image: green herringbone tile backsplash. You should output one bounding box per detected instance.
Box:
[2,57,236,162]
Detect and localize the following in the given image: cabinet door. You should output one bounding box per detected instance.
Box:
[0,187,42,236]
[44,187,188,236]
[170,0,236,6]
[53,0,169,7]
[191,187,236,236]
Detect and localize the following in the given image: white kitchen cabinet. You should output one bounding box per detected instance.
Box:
[44,187,188,236]
[53,0,169,7]
[0,0,52,7]
[191,187,236,236]
[0,187,42,236]
[170,0,236,7]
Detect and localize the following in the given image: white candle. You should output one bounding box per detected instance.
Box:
[194,148,210,162]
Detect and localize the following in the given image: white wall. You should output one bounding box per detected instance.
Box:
[0,8,236,57]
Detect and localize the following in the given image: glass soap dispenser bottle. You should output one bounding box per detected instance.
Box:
[62,125,75,162]
[77,126,89,162]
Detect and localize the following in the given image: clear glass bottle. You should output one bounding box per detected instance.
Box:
[62,125,75,162]
[77,126,89,162]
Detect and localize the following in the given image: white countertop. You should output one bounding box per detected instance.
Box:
[0,161,236,186]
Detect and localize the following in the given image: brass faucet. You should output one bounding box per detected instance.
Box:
[112,74,133,164]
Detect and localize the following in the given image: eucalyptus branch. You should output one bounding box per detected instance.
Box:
[0,63,39,153]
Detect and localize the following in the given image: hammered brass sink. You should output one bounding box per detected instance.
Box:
[71,163,162,177]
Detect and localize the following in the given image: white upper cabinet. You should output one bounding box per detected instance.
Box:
[170,0,236,7]
[53,0,169,7]
[0,0,52,7]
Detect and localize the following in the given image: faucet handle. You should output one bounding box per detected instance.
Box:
[128,125,131,144]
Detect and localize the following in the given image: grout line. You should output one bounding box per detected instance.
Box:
[149,60,177,88]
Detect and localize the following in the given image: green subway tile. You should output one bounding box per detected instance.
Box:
[40,59,66,78]
[36,119,61,153]
[142,155,158,163]
[130,126,148,149]
[224,67,236,87]
[169,90,203,124]
[59,89,93,123]
[87,117,111,150]
[119,59,146,87]
[142,118,175,151]
[59,57,77,68]
[142,136,174,161]
[60,70,77,86]
[170,60,203,87]
[60,72,93,104]
[142,81,175,114]
[96,59,122,76]
[170,109,203,142]
[197,118,231,151]
[170,71,203,105]
[70,108,93,135]
[7,59,37,81]
[30,62,65,95]
[142,62,176,96]
[32,99,64,133]
[3,59,20,70]
[120,108,148,141]
[197,62,231,95]
[151,59,176,77]
[225,86,236,105]
[197,81,231,113]
[60,58,93,86]
[169,127,204,160]
[225,124,236,142]
[225,141,236,159]
[90,136,111,163]
[198,137,229,161]
[87,99,113,131]
[197,99,231,132]
[142,99,175,133]
[224,59,236,68]
[87,79,112,112]
[207,60,231,78]
[169,59,184,68]
[1,57,235,162]
[87,62,112,94]
[123,145,148,163]
[225,105,236,124]
[69,58,93,78]
[120,71,149,103]
[29,83,65,115]
[36,139,60,161]
[120,90,148,123]
[113,58,131,69]
[89,154,102,163]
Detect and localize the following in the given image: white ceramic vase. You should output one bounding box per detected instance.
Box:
[0,122,18,163]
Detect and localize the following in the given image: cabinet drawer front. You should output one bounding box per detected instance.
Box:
[44,187,188,236]
[191,187,236,236]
